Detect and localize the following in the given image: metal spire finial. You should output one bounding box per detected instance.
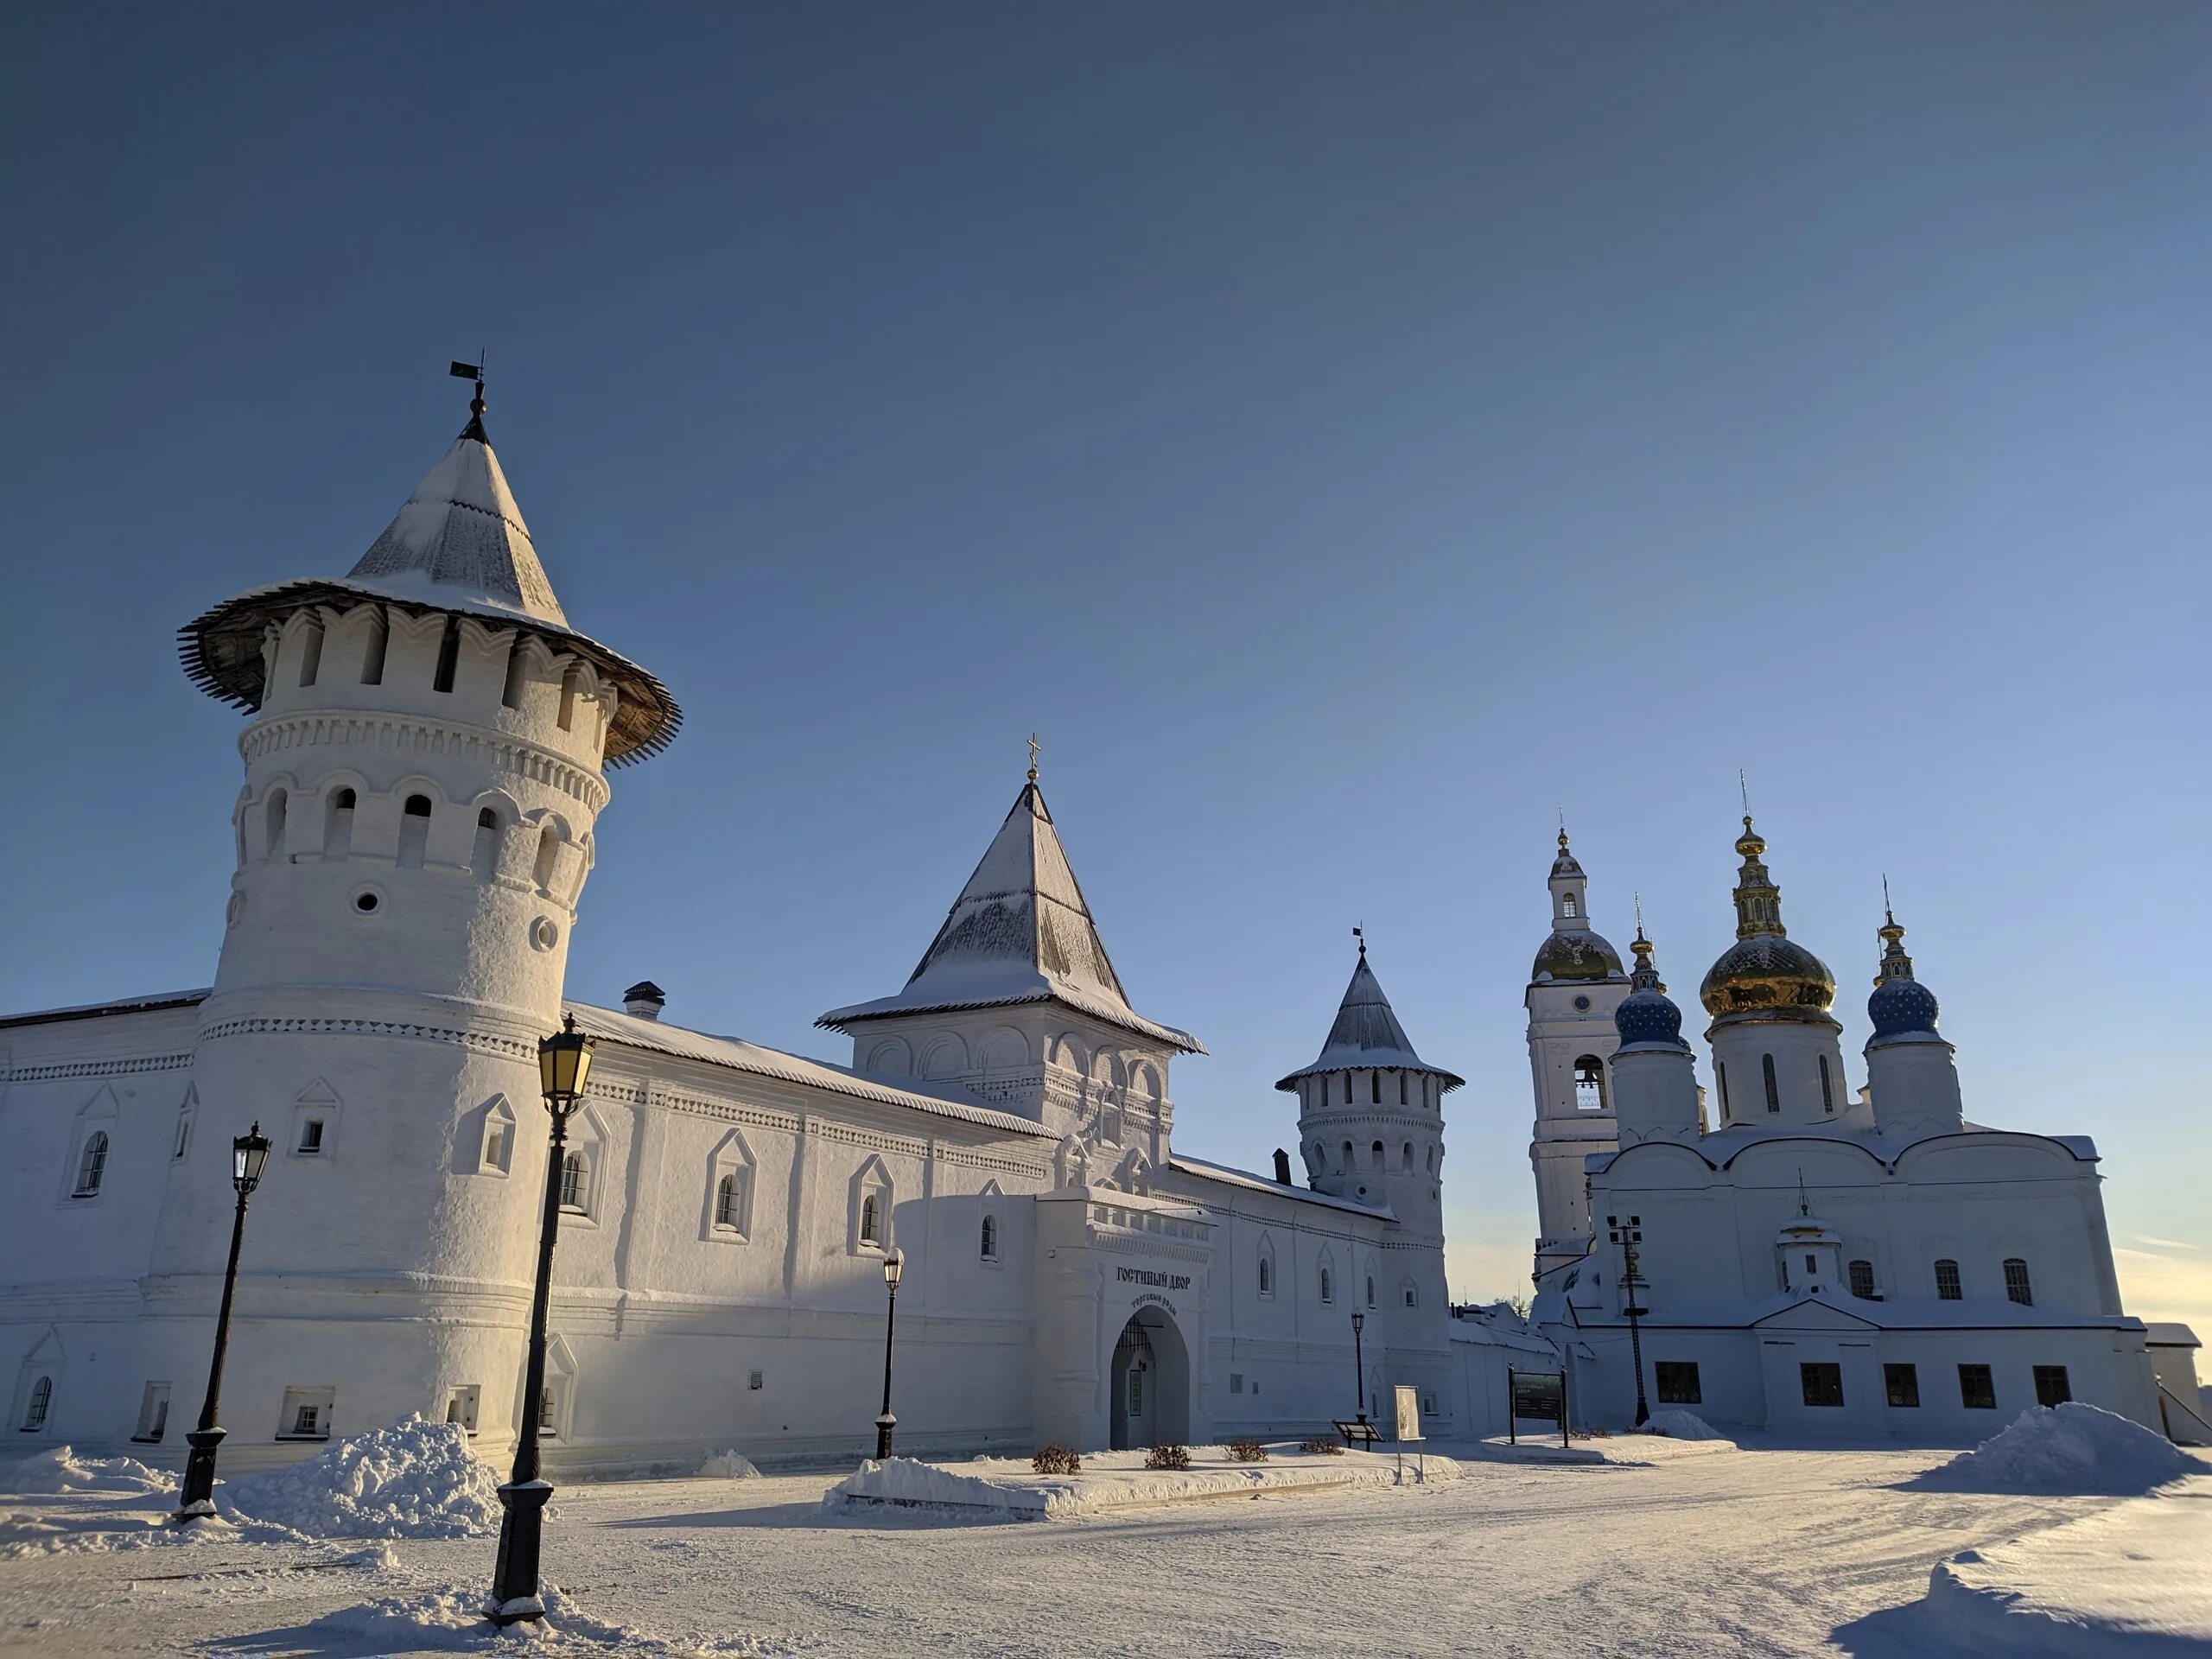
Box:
[1353,922,1365,957]
[1796,1167,1809,1218]
[1739,768,1751,823]
[1027,732,1039,785]
[1883,873,1894,925]
[449,353,488,442]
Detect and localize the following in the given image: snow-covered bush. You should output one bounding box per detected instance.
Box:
[1143,1443,1191,1471]
[1227,1438,1268,1463]
[1300,1437,1345,1457]
[1031,1443,1082,1475]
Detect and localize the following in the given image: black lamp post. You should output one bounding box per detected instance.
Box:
[1350,1309,1368,1427]
[874,1246,905,1459]
[488,1014,595,1627]
[175,1123,271,1523]
[1607,1213,1650,1428]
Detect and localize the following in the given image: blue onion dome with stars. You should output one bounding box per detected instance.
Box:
[1867,909,1941,1038]
[1615,931,1689,1050]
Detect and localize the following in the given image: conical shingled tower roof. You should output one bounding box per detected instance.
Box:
[818,782,1201,1052]
[1275,947,1463,1090]
[346,425,568,626]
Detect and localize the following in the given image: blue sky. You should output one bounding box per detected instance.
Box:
[3,4,2207,1334]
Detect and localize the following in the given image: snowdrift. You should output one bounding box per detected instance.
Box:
[1910,1402,2198,1496]
[219,1416,503,1538]
[0,1446,175,1497]
[1637,1409,1726,1441]
[696,1449,762,1479]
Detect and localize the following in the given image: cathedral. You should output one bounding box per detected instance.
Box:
[0,388,2190,1469]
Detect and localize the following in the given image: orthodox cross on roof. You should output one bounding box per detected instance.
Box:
[1796,1167,1810,1217]
[1027,731,1040,784]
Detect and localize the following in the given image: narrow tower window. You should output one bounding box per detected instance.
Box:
[472,808,501,881]
[980,1215,998,1260]
[1370,1140,1385,1169]
[359,609,387,684]
[1819,1054,1834,1115]
[296,620,323,688]
[1716,1060,1730,1118]
[1762,1053,1780,1113]
[1397,1071,1408,1105]
[1344,1075,1353,1106]
[264,789,289,860]
[500,641,529,710]
[432,617,461,694]
[532,826,561,894]
[323,788,355,860]
[1401,1141,1413,1172]
[557,663,581,730]
[1573,1056,1606,1112]
[397,794,432,869]
[1370,1071,1381,1104]
[1562,894,1579,918]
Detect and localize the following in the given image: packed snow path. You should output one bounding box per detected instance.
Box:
[3,1443,2207,1656]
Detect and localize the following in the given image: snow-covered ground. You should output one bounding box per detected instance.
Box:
[3,1435,2208,1656]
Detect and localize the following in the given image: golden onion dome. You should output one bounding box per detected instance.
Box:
[1532,929,1624,982]
[1698,934,1838,1020]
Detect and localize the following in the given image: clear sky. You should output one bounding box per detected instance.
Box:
[3,5,2207,1337]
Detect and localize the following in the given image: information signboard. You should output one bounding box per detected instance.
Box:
[1394,1385,1421,1444]
[1508,1367,1570,1448]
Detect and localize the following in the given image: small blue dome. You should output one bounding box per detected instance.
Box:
[1869,975,1939,1038]
[1615,984,1686,1048]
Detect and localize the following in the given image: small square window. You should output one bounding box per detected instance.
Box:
[1800,1363,1844,1408]
[2033,1365,2070,1408]
[277,1386,335,1440]
[1656,1361,1701,1405]
[1958,1363,1997,1409]
[1884,1363,1920,1408]
[1230,1373,1244,1395]
[747,1370,764,1392]
[297,1118,324,1155]
[444,1384,480,1434]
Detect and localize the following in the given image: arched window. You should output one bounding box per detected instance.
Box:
[1370,1071,1381,1104]
[1762,1053,1780,1113]
[557,663,581,730]
[558,1151,588,1214]
[1365,1275,1377,1308]
[432,616,461,693]
[1319,1267,1334,1305]
[323,788,355,859]
[1371,1140,1385,1170]
[500,641,529,709]
[860,1192,880,1246]
[1563,894,1579,918]
[264,788,289,859]
[1573,1056,1606,1112]
[1934,1259,1962,1300]
[714,1173,743,1231]
[397,794,432,869]
[73,1131,108,1198]
[980,1214,998,1260]
[467,806,500,881]
[1257,1256,1272,1295]
[533,825,561,894]
[20,1376,52,1432]
[1341,1140,1353,1171]
[1847,1259,1875,1300]
[1426,1144,1435,1172]
[2003,1258,2032,1306]
[1401,1141,1413,1172]
[1819,1054,1835,1115]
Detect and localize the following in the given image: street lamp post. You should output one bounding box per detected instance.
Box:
[488,1014,595,1628]
[874,1247,905,1459]
[175,1123,272,1523]
[1350,1309,1368,1427]
[1607,1213,1650,1428]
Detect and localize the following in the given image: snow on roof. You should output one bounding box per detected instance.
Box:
[564,1002,1056,1140]
[2145,1323,2202,1348]
[1164,1153,1396,1219]
[0,988,210,1031]
[1581,1290,2147,1334]
[1274,950,1463,1090]
[818,782,1201,1053]
[1448,1319,1561,1357]
[1590,1120,2101,1174]
[347,428,567,626]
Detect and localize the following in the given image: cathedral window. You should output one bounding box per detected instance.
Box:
[1257,1255,1273,1297]
[559,1151,591,1214]
[20,1376,52,1433]
[1847,1259,1876,1300]
[1573,1057,1606,1112]
[1762,1053,1780,1113]
[1885,1363,1920,1408]
[1799,1363,1844,1408]
[1319,1267,1334,1305]
[2003,1258,2033,1306]
[1934,1258,1962,1300]
[1818,1054,1834,1114]
[1656,1362,1701,1405]
[859,1192,881,1247]
[715,1174,746,1233]
[979,1214,998,1260]
[1365,1275,1376,1308]
[1957,1363,1996,1409]
[432,616,461,694]
[72,1132,108,1198]
[2033,1365,2070,1407]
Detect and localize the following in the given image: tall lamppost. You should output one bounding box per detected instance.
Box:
[874,1247,905,1459]
[1607,1213,1650,1428]
[488,1014,595,1628]
[1350,1309,1368,1427]
[175,1123,272,1523]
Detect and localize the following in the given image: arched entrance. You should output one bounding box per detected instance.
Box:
[1108,1307,1190,1451]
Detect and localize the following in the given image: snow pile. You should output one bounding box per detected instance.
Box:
[1637,1409,1726,1441]
[279,1585,790,1654]
[1919,1494,2212,1654]
[219,1416,503,1538]
[696,1449,761,1479]
[1917,1403,2198,1496]
[825,1457,1023,1514]
[0,1446,175,1496]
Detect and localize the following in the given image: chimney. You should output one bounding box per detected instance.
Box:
[623,980,666,1021]
[1273,1147,1293,1185]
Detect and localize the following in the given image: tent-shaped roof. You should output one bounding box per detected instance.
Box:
[1275,949,1463,1090]
[818,782,1201,1052]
